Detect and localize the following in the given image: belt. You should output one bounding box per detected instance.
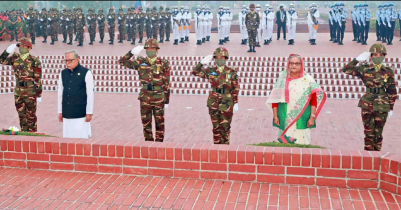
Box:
[142,84,163,91]
[212,88,231,94]
[366,87,386,94]
[18,81,35,87]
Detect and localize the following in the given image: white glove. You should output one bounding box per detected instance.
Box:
[83,26,85,29]
[66,18,69,21]
[388,111,393,119]
[60,17,63,20]
[145,16,148,19]
[159,16,162,19]
[108,15,111,19]
[165,16,168,18]
[27,16,30,20]
[66,26,68,29]
[339,24,342,27]
[131,17,133,19]
[126,24,128,26]
[131,45,144,55]
[130,24,132,27]
[165,104,169,109]
[354,21,356,24]
[233,104,238,113]
[201,55,213,65]
[88,17,91,20]
[98,17,101,20]
[40,26,42,28]
[389,24,391,27]
[48,17,51,21]
[40,18,43,21]
[108,25,110,28]
[37,97,42,104]
[118,17,121,20]
[356,52,371,62]
[383,23,386,26]
[47,25,50,28]
[151,25,153,28]
[151,17,155,20]
[6,44,17,54]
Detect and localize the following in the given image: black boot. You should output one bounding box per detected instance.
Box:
[159,38,163,43]
[118,39,123,43]
[206,36,210,41]
[74,37,78,41]
[252,46,256,53]
[165,37,170,41]
[67,40,72,45]
[227,37,230,41]
[138,38,143,43]
[180,38,184,43]
[247,46,252,53]
[185,36,189,41]
[362,41,367,45]
[288,39,293,45]
[89,40,93,45]
[173,39,178,45]
[131,39,136,45]
[32,39,35,44]
[109,40,114,45]
[196,40,201,45]
[77,41,83,47]
[50,39,55,45]
[42,37,47,43]
[245,39,248,44]
[387,41,392,45]
[263,40,267,45]
[311,39,316,45]
[62,38,66,43]
[333,39,338,43]
[338,40,344,45]
[99,39,103,43]
[202,38,205,43]
[219,39,223,45]
[352,38,357,41]
[256,42,260,47]
[127,38,131,41]
[223,37,227,43]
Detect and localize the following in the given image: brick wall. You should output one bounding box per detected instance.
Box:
[0,136,400,195]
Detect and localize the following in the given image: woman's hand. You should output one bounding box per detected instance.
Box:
[274,117,280,126]
[307,117,314,127]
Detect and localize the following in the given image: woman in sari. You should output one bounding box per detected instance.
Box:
[266,54,326,144]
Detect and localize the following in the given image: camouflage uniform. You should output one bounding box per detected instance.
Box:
[129,6,137,45]
[145,8,152,39]
[97,9,106,43]
[0,38,42,132]
[164,7,171,41]
[151,6,160,40]
[342,44,397,151]
[55,8,61,41]
[158,6,165,43]
[26,7,37,44]
[65,8,74,45]
[126,8,132,42]
[39,8,49,43]
[107,8,116,45]
[119,39,171,142]
[117,8,126,43]
[73,8,78,41]
[137,7,145,43]
[8,13,19,42]
[75,8,86,46]
[245,6,260,52]
[192,48,240,144]
[87,8,97,45]
[60,9,68,43]
[49,8,59,44]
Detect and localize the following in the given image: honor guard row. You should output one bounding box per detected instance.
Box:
[194,5,213,45]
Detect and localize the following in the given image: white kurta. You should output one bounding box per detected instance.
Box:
[57,70,94,139]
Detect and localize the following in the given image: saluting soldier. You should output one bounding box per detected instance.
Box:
[97,9,106,43]
[107,8,116,45]
[87,8,97,45]
[26,6,37,44]
[117,7,126,43]
[137,7,146,43]
[39,8,49,43]
[119,39,171,142]
[0,38,42,132]
[245,4,260,53]
[192,48,239,144]
[342,44,397,151]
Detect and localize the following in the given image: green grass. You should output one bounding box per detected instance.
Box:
[252,142,326,149]
[0,131,52,137]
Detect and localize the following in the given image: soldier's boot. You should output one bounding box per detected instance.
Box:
[50,39,55,45]
[263,40,267,45]
[202,38,205,43]
[288,40,292,45]
[173,39,178,45]
[240,39,244,45]
[62,38,66,43]
[89,40,93,45]
[15,36,18,41]
[118,38,123,43]
[127,37,131,41]
[247,46,252,53]
[159,38,163,43]
[32,38,35,45]
[256,42,261,47]
[131,39,136,45]
[179,38,184,43]
[311,39,316,45]
[165,37,170,41]
[252,46,256,53]
[219,39,223,45]
[333,39,338,43]
[387,41,392,45]
[42,37,47,43]
[109,40,114,45]
[67,40,72,45]
[138,38,143,43]
[206,36,210,41]
[99,39,103,43]
[245,39,248,44]
[77,41,83,47]
[196,40,201,45]
[185,36,189,41]
[227,37,230,41]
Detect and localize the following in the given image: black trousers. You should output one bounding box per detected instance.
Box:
[376,21,381,40]
[352,21,357,39]
[363,21,370,42]
[336,22,345,42]
[380,23,387,42]
[388,21,395,43]
[277,23,286,39]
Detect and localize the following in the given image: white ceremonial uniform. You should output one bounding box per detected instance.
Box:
[195,10,204,41]
[226,10,233,39]
[256,10,262,43]
[180,10,186,39]
[57,70,94,139]
[286,10,298,40]
[206,10,213,38]
[185,11,191,37]
[239,10,248,40]
[172,11,182,41]
[308,9,320,39]
[217,11,226,40]
[262,10,274,41]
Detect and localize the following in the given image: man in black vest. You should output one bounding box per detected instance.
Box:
[57,49,94,139]
[276,5,287,40]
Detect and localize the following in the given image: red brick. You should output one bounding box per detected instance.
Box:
[60,143,67,155]
[165,146,174,160]
[14,141,22,152]
[108,145,116,157]
[348,171,378,180]
[228,149,236,164]
[149,145,158,159]
[74,156,98,164]
[50,163,74,170]
[286,176,315,185]
[50,155,74,163]
[116,145,124,158]
[379,182,397,194]
[351,152,362,169]
[175,161,200,170]
[100,144,108,156]
[330,152,341,168]
[317,169,346,178]
[123,158,147,167]
[291,148,301,166]
[340,150,351,169]
[389,160,399,175]
[149,160,174,169]
[347,180,377,189]
[209,147,218,163]
[92,144,100,156]
[75,143,83,155]
[229,164,256,173]
[200,145,210,162]
[149,168,173,176]
[381,158,390,173]
[99,165,122,173]
[237,150,245,164]
[99,157,122,165]
[124,146,132,158]
[287,167,315,176]
[255,147,264,164]
[4,160,26,168]
[273,147,283,165]
[311,149,321,167]
[27,153,49,161]
[218,149,228,163]
[4,152,26,160]
[264,148,273,165]
[30,141,37,153]
[7,141,14,151]
[174,146,182,161]
[67,143,75,155]
[228,173,256,181]
[362,156,372,170]
[191,147,200,162]
[316,178,346,188]
[201,163,227,171]
[123,167,148,175]
[301,149,311,167]
[183,147,192,161]
[75,164,98,172]
[321,150,330,168]
[282,148,291,166]
[257,175,285,184]
[380,173,398,184]
[200,172,227,180]
[37,142,44,153]
[45,142,52,153]
[0,140,7,151]
[257,165,285,174]
[245,149,255,164]
[27,161,49,169]
[174,170,200,179]
[52,142,60,154]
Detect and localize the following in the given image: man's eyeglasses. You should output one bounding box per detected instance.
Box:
[289,62,302,67]
[65,59,76,63]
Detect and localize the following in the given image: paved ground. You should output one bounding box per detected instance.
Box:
[1,33,400,58]
[0,92,399,154]
[0,168,400,210]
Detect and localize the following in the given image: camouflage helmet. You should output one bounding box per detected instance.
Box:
[18,37,33,49]
[144,38,160,49]
[369,43,387,56]
[165,7,170,11]
[160,6,164,11]
[213,47,229,59]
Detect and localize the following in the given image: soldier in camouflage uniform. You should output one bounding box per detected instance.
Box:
[137,7,145,43]
[73,8,78,41]
[117,8,126,43]
[49,8,59,45]
[60,9,68,43]
[192,48,240,144]
[87,8,97,45]
[158,6,165,43]
[75,8,86,47]
[165,7,171,42]
[151,6,160,40]
[245,4,260,53]
[126,8,132,42]
[0,38,42,132]
[97,9,106,43]
[65,8,74,45]
[26,6,37,44]
[107,8,116,45]
[8,11,19,42]
[342,43,397,151]
[128,6,137,45]
[55,8,60,41]
[119,39,171,142]
[39,8,49,43]
[145,8,152,40]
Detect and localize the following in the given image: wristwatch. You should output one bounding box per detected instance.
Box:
[311,114,316,118]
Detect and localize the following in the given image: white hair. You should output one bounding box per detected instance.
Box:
[65,49,79,59]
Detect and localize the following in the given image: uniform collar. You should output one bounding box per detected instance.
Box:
[147,56,157,65]
[19,53,30,61]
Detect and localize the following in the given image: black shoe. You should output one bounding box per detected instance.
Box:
[387,42,392,45]
[227,37,230,41]
[55,37,58,41]
[202,38,205,43]
[131,39,136,45]
[252,46,256,53]
[284,37,286,40]
[67,40,72,45]
[245,39,248,44]
[196,40,201,45]
[256,42,260,47]
[185,36,189,41]
[74,38,78,41]
[219,39,223,45]
[89,41,93,45]
[329,38,333,41]
[376,38,380,41]
[312,39,316,45]
[338,41,344,45]
[32,40,35,44]
[241,39,244,45]
[206,36,210,41]
[62,39,66,43]
[263,40,267,45]
[50,40,55,45]
[127,38,131,41]
[165,37,170,41]
[99,39,103,43]
[333,40,338,43]
[138,38,143,43]
[109,40,114,45]
[118,40,123,43]
[352,38,357,41]
[288,40,294,45]
[173,39,178,45]
[382,40,386,43]
[247,46,252,53]
[277,37,280,40]
[179,38,184,43]
[159,38,163,43]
